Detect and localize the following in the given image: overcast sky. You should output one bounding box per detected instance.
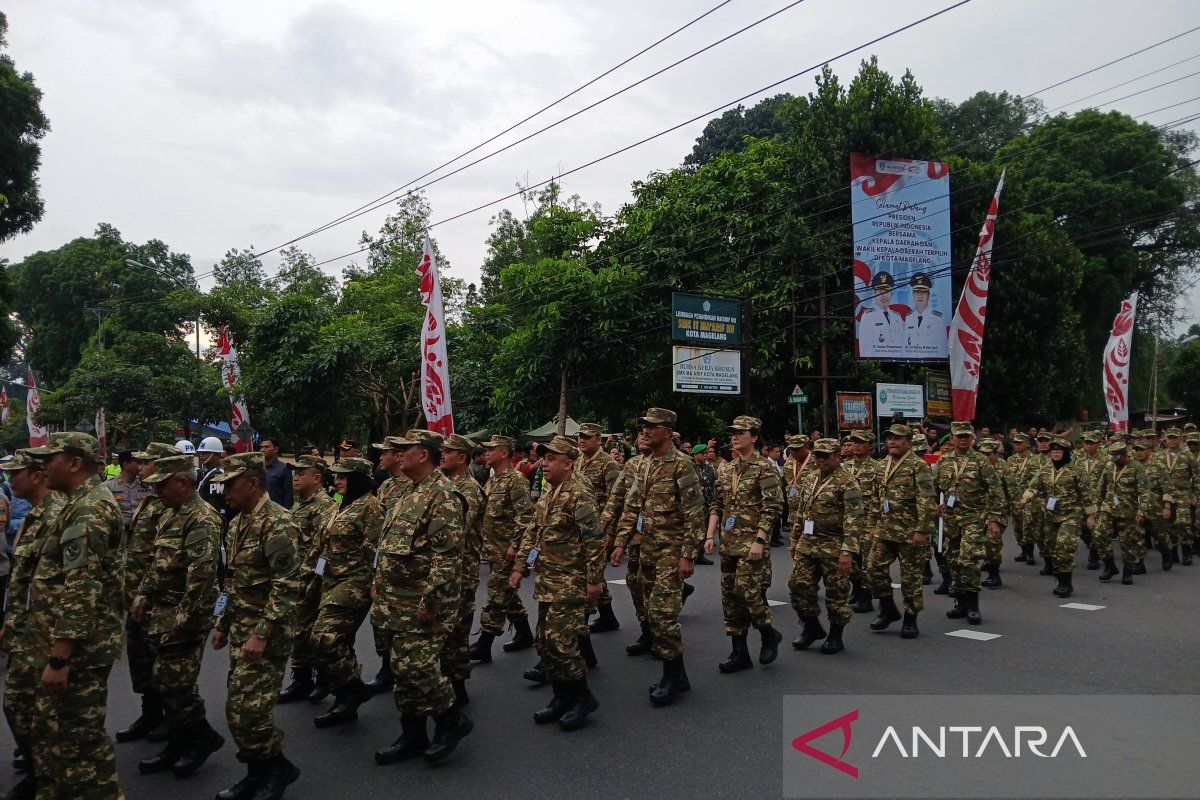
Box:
[3,0,1198,333]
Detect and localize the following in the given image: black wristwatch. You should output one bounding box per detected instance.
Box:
[754,536,767,545]
[48,655,70,670]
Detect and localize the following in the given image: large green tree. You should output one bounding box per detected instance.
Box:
[0,12,50,243]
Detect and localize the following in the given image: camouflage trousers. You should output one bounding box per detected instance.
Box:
[627,542,645,623]
[535,601,589,682]
[479,560,528,635]
[1043,516,1081,573]
[788,535,851,626]
[387,610,454,716]
[1094,513,1144,565]
[637,548,684,660]
[33,662,120,800]
[719,554,772,636]
[226,635,289,762]
[2,647,39,763]
[944,519,988,594]
[125,614,156,697]
[311,579,372,687]
[1013,513,1031,549]
[287,574,322,670]
[867,539,928,615]
[150,632,208,727]
[983,521,1006,566]
[440,559,482,683]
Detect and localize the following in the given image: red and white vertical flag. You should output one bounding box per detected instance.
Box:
[217,324,253,452]
[1102,291,1139,432]
[0,386,9,425]
[416,236,454,435]
[948,171,1005,421]
[95,407,107,458]
[26,368,48,447]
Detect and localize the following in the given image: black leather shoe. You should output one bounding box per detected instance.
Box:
[718,635,753,673]
[249,753,299,800]
[588,604,621,633]
[375,715,428,764]
[819,624,845,655]
[424,709,473,763]
[173,720,225,778]
[278,668,314,704]
[116,694,164,743]
[649,658,690,706]
[558,681,598,731]
[791,617,827,650]
[523,660,548,684]
[503,619,534,653]
[363,658,394,695]
[215,759,267,800]
[533,687,573,724]
[314,679,369,728]
[4,773,36,800]
[469,632,495,663]
[138,727,186,775]
[306,671,331,704]
[626,622,653,656]
[900,612,919,639]
[757,624,782,665]
[870,596,901,631]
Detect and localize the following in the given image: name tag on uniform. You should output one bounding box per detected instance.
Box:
[724,517,736,531]
[315,557,327,576]
[1046,497,1058,511]
[373,548,380,568]
[636,514,644,532]
[882,499,892,514]
[803,520,815,536]
[1112,494,1120,507]
[213,592,229,616]
[946,494,957,508]
[220,546,228,565]
[525,547,540,566]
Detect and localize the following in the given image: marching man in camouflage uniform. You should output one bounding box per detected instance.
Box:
[1019,437,1098,599]
[573,423,621,634]
[1132,435,1169,574]
[612,408,706,706]
[1077,431,1107,569]
[1007,432,1037,565]
[131,454,226,778]
[509,435,605,729]
[935,422,1005,625]
[211,451,304,800]
[1155,428,1198,566]
[371,430,472,765]
[601,433,652,655]
[842,430,878,613]
[278,455,337,704]
[703,415,784,672]
[0,450,65,800]
[867,424,936,639]
[438,433,486,708]
[365,435,415,695]
[27,432,125,799]
[787,438,865,655]
[469,435,535,662]
[977,438,1012,588]
[1093,441,1150,584]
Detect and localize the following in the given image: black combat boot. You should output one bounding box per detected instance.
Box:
[588,603,620,633]
[819,624,845,655]
[116,692,164,743]
[869,595,901,631]
[4,773,36,800]
[558,678,599,731]
[249,753,299,800]
[363,656,394,695]
[137,726,187,774]
[757,624,782,665]
[981,564,1002,589]
[523,659,548,684]
[1098,557,1118,582]
[1013,547,1027,563]
[215,759,268,800]
[718,634,753,673]
[314,678,370,728]
[626,621,653,656]
[1039,556,1054,576]
[277,668,315,704]
[452,679,470,708]
[649,657,690,706]
[933,567,951,595]
[172,718,225,778]
[965,592,982,625]
[375,714,428,764]
[1182,544,1194,566]
[694,552,713,565]
[468,631,495,663]
[533,684,573,724]
[1121,563,1134,585]
[946,593,968,619]
[306,670,331,704]
[922,559,933,585]
[1023,544,1036,565]
[1052,572,1073,598]
[1086,548,1100,570]
[900,612,920,639]
[851,582,874,613]
[1133,559,1148,574]
[503,618,534,653]
[682,582,696,605]
[1161,550,1173,571]
[579,635,598,668]
[424,708,474,763]
[1171,545,1182,565]
[791,617,827,650]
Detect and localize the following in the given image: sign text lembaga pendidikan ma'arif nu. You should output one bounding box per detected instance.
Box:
[671,292,742,346]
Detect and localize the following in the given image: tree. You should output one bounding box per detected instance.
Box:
[684,94,792,168]
[1166,325,1200,414]
[933,91,1042,162]
[0,12,50,242]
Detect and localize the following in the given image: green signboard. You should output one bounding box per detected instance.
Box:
[671,292,742,346]
[925,370,952,419]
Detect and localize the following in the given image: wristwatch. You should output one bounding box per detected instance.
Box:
[48,655,70,670]
[754,536,767,545]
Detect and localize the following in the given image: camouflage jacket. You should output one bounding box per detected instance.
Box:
[134,492,221,637]
[1020,463,1098,522]
[783,456,815,519]
[1097,460,1152,521]
[451,471,485,577]
[378,473,414,517]
[316,493,382,587]
[217,492,302,643]
[480,468,534,562]
[710,450,783,556]
[1152,449,1199,506]
[1006,451,1037,491]
[514,476,604,603]
[2,491,66,652]
[789,464,866,553]
[28,477,124,667]
[291,489,337,574]
[573,449,620,510]
[125,494,169,610]
[600,454,644,536]
[696,461,718,513]
[873,450,937,542]
[934,448,1006,527]
[1136,456,1168,508]
[990,457,1016,520]
[1077,452,1107,489]
[615,447,706,561]
[371,469,464,627]
[844,458,879,527]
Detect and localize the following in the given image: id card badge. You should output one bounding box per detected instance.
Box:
[724,517,736,532]
[525,547,540,567]
[373,548,381,568]
[314,557,327,576]
[803,520,815,536]
[789,487,798,498]
[946,494,957,508]
[1046,497,1058,512]
[1112,494,1120,507]
[636,514,644,533]
[882,499,892,514]
[220,546,228,566]
[213,592,229,616]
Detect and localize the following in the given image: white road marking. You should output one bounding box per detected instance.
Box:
[945,629,1002,641]
[1060,602,1105,611]
[767,599,787,607]
[608,579,627,585]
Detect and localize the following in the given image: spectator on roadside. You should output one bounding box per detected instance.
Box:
[259,435,294,507]
[469,446,491,486]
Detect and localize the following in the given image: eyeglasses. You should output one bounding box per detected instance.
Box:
[638,423,663,431]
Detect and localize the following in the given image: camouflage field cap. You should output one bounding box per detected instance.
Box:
[912,433,930,451]
[812,438,840,455]
[785,435,809,449]
[977,438,1001,454]
[1010,432,1030,443]
[1107,442,1128,457]
[1035,430,1053,441]
[1184,422,1198,432]
[29,431,101,460]
[1132,439,1152,451]
[372,435,411,451]
[395,429,445,451]
[638,407,677,426]
[1081,430,1103,443]
[1051,436,1072,449]
[871,271,895,290]
[536,435,580,460]
[950,421,975,436]
[132,441,183,460]
[727,415,762,432]
[1164,427,1182,438]
[212,451,265,483]
[848,430,872,443]
[143,454,199,484]
[481,434,515,450]
[884,423,913,439]
[0,449,39,472]
[290,454,327,472]
[442,433,476,453]
[1186,432,1200,444]
[578,423,603,438]
[329,456,373,475]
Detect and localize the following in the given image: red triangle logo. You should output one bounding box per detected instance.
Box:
[791,709,859,778]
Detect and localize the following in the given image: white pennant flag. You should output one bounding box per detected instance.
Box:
[95,407,107,458]
[26,368,48,447]
[416,236,454,435]
[217,325,253,451]
[1102,292,1138,432]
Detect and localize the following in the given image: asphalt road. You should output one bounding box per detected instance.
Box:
[3,529,1198,799]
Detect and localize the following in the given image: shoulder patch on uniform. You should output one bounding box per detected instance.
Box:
[61,523,90,571]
